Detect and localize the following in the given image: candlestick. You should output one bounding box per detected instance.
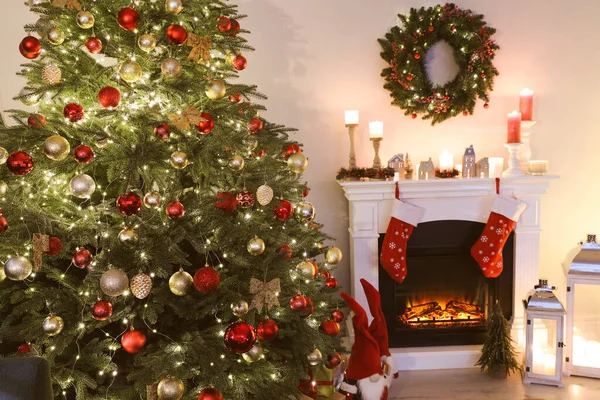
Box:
[519,120,536,171]
[439,150,454,172]
[369,121,383,139]
[488,157,504,178]
[507,111,522,143]
[502,143,526,177]
[371,137,382,169]
[344,110,359,169]
[519,88,534,121]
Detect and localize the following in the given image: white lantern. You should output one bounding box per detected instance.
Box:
[523,279,565,387]
[563,234,600,378]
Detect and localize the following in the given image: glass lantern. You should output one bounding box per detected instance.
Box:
[563,234,600,378]
[523,279,566,387]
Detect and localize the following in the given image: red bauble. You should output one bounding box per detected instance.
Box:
[166,201,185,219]
[215,192,237,213]
[325,277,339,289]
[229,19,241,36]
[282,144,301,159]
[197,113,215,134]
[320,270,331,279]
[236,191,255,209]
[463,110,469,116]
[27,114,46,128]
[98,86,121,109]
[116,192,142,216]
[257,319,279,342]
[194,266,220,293]
[277,244,292,260]
[233,55,247,71]
[6,151,34,176]
[0,216,7,233]
[326,351,343,369]
[73,145,94,164]
[414,53,421,60]
[166,24,188,45]
[117,7,140,31]
[428,25,435,32]
[73,248,93,269]
[290,294,308,311]
[229,93,242,103]
[273,200,293,221]
[451,24,457,31]
[302,187,310,197]
[298,297,315,318]
[63,103,84,123]
[198,388,223,400]
[91,300,113,321]
[121,329,146,354]
[483,103,490,109]
[85,37,103,54]
[217,16,231,32]
[224,321,256,354]
[19,36,41,59]
[248,118,263,133]
[45,237,63,256]
[154,123,171,140]
[411,113,418,119]
[18,344,31,353]
[331,309,345,323]
[406,75,413,81]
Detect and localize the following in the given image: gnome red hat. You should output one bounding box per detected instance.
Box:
[341,292,382,380]
[361,279,391,358]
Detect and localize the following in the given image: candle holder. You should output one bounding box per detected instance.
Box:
[370,137,382,169]
[346,123,358,169]
[519,121,536,172]
[502,143,526,177]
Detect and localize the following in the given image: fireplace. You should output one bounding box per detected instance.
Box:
[379,220,514,348]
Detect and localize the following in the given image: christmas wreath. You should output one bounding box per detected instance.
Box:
[379,3,499,125]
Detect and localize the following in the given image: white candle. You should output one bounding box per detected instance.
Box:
[369,121,383,139]
[455,164,463,177]
[489,157,504,178]
[528,160,549,175]
[439,150,454,172]
[345,110,359,126]
[415,164,420,180]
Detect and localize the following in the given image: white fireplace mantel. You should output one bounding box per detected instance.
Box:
[339,176,557,370]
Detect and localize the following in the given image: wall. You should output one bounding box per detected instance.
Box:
[2,1,596,303]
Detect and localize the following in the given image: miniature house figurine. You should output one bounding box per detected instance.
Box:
[462,145,476,178]
[388,153,404,172]
[418,158,435,180]
[476,158,489,178]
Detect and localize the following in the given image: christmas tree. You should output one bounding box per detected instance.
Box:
[0,1,343,398]
[475,301,521,377]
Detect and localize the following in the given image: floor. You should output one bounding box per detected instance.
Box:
[389,369,600,399]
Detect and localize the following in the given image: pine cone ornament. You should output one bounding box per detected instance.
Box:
[256,184,273,206]
[130,273,152,299]
[42,64,62,85]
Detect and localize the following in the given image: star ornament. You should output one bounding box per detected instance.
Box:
[51,0,82,10]
[167,105,205,130]
[186,33,212,63]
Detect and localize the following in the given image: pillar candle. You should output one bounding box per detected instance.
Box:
[507,111,522,143]
[439,151,454,172]
[489,157,504,178]
[369,121,383,139]
[344,110,359,126]
[519,88,534,121]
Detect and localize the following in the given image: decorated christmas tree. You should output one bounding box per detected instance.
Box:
[475,301,521,378]
[0,1,344,398]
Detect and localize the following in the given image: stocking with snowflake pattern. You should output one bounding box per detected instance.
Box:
[380,183,425,284]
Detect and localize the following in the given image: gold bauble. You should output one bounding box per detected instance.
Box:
[169,269,193,296]
[287,152,308,173]
[137,34,157,52]
[130,273,153,299]
[42,64,62,85]
[294,201,316,223]
[42,315,64,337]
[4,256,33,281]
[247,236,265,256]
[100,269,129,297]
[307,348,323,366]
[0,181,7,195]
[47,27,65,45]
[205,79,226,100]
[0,265,5,283]
[19,88,40,106]
[143,192,162,209]
[119,60,143,83]
[228,155,244,171]
[43,135,70,161]
[242,344,263,363]
[170,151,189,169]
[161,57,182,78]
[296,260,317,280]
[165,0,183,14]
[256,184,273,206]
[0,147,8,164]
[231,300,249,317]
[225,52,236,66]
[76,11,95,29]
[325,246,343,265]
[157,376,184,400]
[118,228,138,246]
[69,174,96,198]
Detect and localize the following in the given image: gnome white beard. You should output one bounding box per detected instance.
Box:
[357,374,388,400]
[381,355,397,387]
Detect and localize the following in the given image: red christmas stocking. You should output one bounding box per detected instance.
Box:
[471,195,526,278]
[380,184,425,284]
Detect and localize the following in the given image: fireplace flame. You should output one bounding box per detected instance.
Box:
[400,299,485,329]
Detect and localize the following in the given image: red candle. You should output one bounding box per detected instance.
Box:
[507,111,522,143]
[519,88,534,121]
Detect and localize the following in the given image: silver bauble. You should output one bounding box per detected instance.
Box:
[307,348,323,365]
[228,155,244,171]
[231,300,249,317]
[170,151,189,169]
[119,228,138,245]
[161,57,182,78]
[94,135,109,148]
[42,315,64,337]
[69,174,96,199]
[296,260,317,280]
[247,236,265,256]
[19,88,40,106]
[157,376,184,400]
[100,269,129,297]
[205,79,226,100]
[169,269,193,296]
[295,201,316,223]
[143,192,162,209]
[0,147,8,164]
[43,135,70,161]
[4,256,33,281]
[130,273,152,299]
[42,64,62,85]
[76,11,95,29]
[0,181,6,196]
[256,184,274,206]
[242,344,263,363]
[165,0,183,14]
[119,60,143,83]
[29,0,45,6]
[0,265,5,283]
[243,137,258,151]
[287,152,308,173]
[325,246,343,265]
[47,27,65,45]
[138,34,157,52]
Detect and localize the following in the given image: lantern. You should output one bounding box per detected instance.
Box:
[563,234,600,378]
[523,279,566,387]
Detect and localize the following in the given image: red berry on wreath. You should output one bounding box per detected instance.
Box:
[154,123,171,140]
[215,192,237,213]
[411,113,418,119]
[121,329,146,354]
[73,145,94,164]
[224,321,256,353]
[27,114,46,128]
[63,103,84,123]
[484,103,490,109]
[194,266,220,293]
[85,37,102,54]
[233,55,247,71]
[45,237,63,256]
[117,7,140,31]
[19,36,41,59]
[217,16,231,32]
[331,309,345,323]
[166,201,185,219]
[73,248,93,269]
[6,151,34,176]
[91,300,113,321]
[116,192,142,216]
[248,118,263,133]
[257,318,279,342]
[166,24,188,45]
[197,113,215,134]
